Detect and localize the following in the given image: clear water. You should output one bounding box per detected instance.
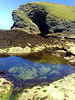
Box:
[0,56,75,86]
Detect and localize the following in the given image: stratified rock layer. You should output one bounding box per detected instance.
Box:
[11,10,40,34]
[12,2,75,35]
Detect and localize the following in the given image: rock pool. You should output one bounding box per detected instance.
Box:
[0,55,75,87]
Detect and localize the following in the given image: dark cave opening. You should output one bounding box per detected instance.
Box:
[29,11,48,36]
[28,11,64,36]
[54,29,64,33]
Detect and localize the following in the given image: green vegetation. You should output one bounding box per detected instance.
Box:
[0,86,13,100]
[36,97,40,100]
[0,91,9,100]
[39,54,68,64]
[30,50,35,53]
[43,89,47,92]
[32,2,75,20]
[10,92,22,100]
[15,10,31,24]
[54,86,58,88]
[26,53,68,64]
[37,88,41,90]
[10,87,24,100]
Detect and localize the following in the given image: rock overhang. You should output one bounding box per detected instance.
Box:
[11,2,75,35]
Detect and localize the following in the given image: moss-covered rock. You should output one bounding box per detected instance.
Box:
[0,78,13,100]
[11,10,40,34]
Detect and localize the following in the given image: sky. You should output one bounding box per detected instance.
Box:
[0,0,75,29]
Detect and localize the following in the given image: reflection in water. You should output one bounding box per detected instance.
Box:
[0,56,75,83]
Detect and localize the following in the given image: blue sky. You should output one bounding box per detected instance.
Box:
[0,0,75,29]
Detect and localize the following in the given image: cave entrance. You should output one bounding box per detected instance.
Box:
[29,11,48,36]
[54,29,64,33]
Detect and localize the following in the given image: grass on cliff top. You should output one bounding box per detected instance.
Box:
[32,2,75,20]
[15,10,31,24]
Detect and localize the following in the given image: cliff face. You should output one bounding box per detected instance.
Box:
[11,10,40,34]
[11,2,75,35]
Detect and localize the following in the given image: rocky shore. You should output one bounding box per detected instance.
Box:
[0,73,75,100]
[0,1,75,100]
[0,30,75,66]
[18,73,75,100]
[0,28,75,100]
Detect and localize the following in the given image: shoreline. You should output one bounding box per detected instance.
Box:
[0,30,75,99]
[0,45,75,66]
[0,73,75,100]
[18,73,75,100]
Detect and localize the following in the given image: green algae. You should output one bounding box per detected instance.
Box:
[22,53,68,65]
[36,97,40,100]
[43,89,47,92]
[0,84,13,100]
[38,54,68,64]
[10,92,22,100]
[9,87,24,100]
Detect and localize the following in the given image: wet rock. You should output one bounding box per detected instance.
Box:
[0,29,75,63]
[64,55,75,64]
[51,52,61,57]
[64,41,75,55]
[0,71,5,75]
[18,74,75,100]
[54,50,66,57]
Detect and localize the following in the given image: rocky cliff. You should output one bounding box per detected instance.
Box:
[11,2,75,35]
